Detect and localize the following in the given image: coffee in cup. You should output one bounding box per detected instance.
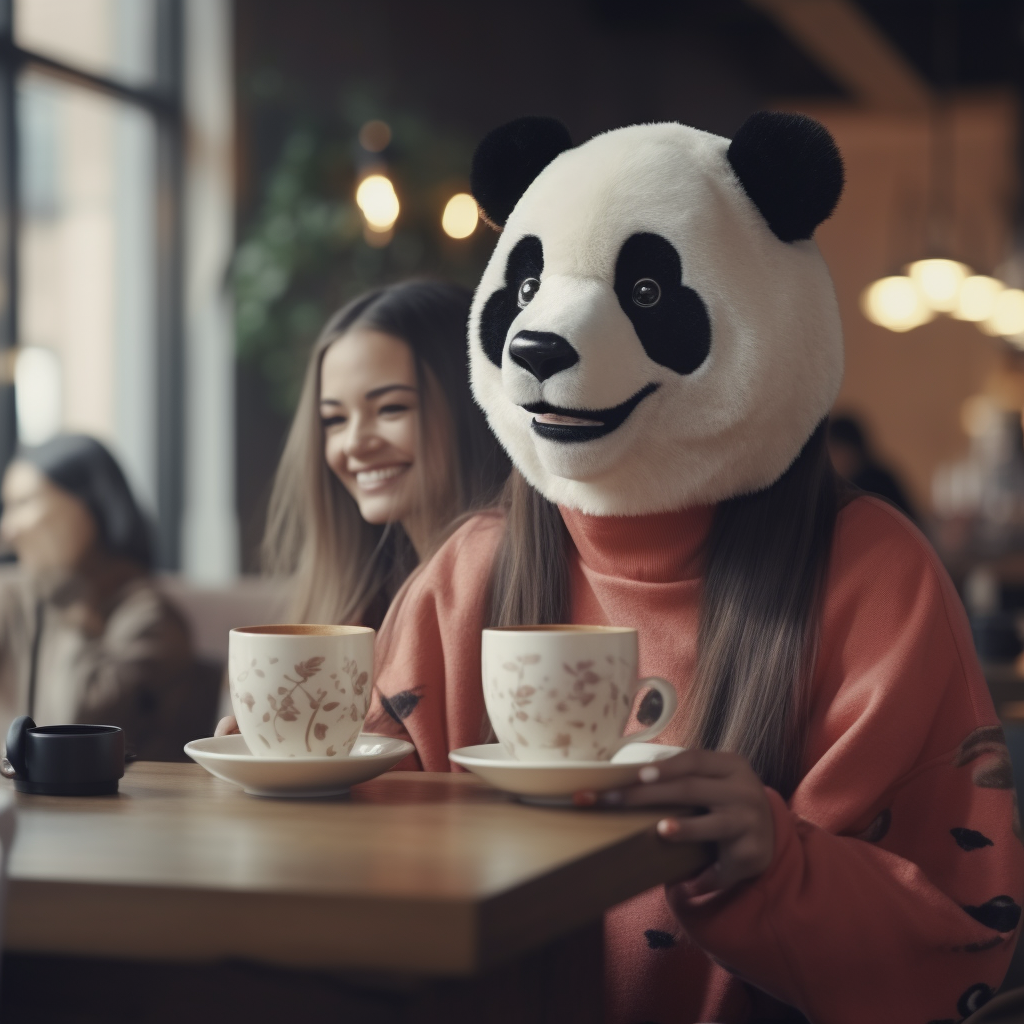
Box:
[229,625,375,759]
[481,625,677,762]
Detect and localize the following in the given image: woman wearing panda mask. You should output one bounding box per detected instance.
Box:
[366,114,1024,1023]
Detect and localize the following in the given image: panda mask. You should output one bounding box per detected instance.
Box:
[467,113,845,517]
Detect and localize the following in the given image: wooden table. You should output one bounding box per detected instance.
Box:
[1,762,708,1024]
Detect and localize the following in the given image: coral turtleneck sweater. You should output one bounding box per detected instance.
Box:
[368,497,1024,1024]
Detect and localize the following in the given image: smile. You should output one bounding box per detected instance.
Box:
[523,383,659,443]
[354,465,410,491]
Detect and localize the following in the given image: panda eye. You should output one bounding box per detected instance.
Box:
[632,278,661,308]
[517,278,540,308]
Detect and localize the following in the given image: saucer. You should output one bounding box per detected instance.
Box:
[448,742,683,804]
[184,733,414,798]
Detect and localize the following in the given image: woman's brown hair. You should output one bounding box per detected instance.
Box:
[264,281,509,628]
[487,421,841,797]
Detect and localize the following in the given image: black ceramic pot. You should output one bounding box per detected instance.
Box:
[2,716,124,795]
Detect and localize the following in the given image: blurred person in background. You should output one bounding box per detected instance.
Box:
[217,280,508,735]
[0,435,210,760]
[828,413,917,520]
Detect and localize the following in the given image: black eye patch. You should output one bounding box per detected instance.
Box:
[613,233,711,376]
[479,235,544,368]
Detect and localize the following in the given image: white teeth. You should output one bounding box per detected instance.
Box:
[534,413,602,427]
[355,466,408,488]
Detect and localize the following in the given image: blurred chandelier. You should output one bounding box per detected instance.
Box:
[862,259,1024,343]
[860,10,1024,346]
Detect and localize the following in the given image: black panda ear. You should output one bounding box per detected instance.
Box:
[471,117,573,230]
[726,112,844,243]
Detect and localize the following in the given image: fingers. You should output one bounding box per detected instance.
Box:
[655,806,773,860]
[674,862,723,898]
[576,796,760,848]
[570,747,775,897]
[654,811,747,843]
[659,826,767,893]
[634,749,750,784]
[214,715,239,737]
[599,749,763,812]
[601,775,752,810]
[659,816,774,888]
[572,750,761,811]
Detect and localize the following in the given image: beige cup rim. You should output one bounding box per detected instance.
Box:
[482,624,635,635]
[230,624,374,637]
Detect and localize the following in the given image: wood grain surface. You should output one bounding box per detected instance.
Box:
[4,762,709,976]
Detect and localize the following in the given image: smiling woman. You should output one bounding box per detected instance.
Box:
[318,329,425,548]
[261,281,509,630]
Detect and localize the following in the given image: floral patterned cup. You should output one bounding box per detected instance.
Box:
[482,625,677,762]
[229,625,375,759]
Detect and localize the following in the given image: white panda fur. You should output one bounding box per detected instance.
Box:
[467,121,843,517]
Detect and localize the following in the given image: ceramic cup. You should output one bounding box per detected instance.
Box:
[229,625,375,759]
[481,625,677,762]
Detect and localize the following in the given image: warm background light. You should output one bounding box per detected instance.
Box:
[905,258,970,312]
[952,275,1004,321]
[985,288,1024,338]
[356,174,399,232]
[861,275,934,332]
[960,394,999,439]
[358,120,391,153]
[441,193,478,239]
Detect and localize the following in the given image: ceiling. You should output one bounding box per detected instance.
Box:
[587,0,1024,99]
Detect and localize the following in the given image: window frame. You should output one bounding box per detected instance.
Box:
[0,0,185,568]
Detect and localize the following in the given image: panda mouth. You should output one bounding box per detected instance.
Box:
[523,383,659,442]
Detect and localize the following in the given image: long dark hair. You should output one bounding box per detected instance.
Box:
[264,280,510,628]
[17,434,153,568]
[487,421,841,797]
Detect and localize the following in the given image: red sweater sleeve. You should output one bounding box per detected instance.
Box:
[669,498,1024,1023]
[365,513,504,771]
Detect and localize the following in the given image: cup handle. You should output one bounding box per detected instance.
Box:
[616,678,677,750]
[4,715,34,780]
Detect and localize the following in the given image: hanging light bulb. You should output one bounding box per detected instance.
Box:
[356,174,400,232]
[441,193,479,239]
[952,275,1004,322]
[905,259,971,312]
[984,288,1024,338]
[861,276,934,332]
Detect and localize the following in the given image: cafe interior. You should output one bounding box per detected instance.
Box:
[2,0,1024,1021]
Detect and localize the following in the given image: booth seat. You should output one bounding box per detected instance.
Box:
[157,575,288,723]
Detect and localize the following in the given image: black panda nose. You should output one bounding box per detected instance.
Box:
[508,331,579,382]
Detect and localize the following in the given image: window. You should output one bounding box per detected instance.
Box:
[0,0,183,565]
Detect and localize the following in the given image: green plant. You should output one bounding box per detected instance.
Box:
[233,98,494,414]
